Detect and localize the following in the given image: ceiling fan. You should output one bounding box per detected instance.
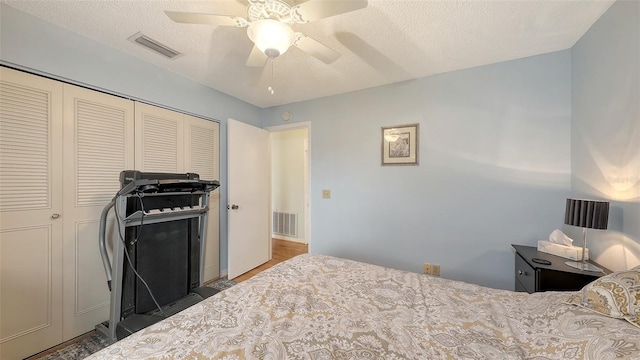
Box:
[165,0,368,67]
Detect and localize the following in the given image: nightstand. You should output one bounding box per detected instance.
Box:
[512,244,611,293]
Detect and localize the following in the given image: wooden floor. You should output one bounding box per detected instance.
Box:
[232,238,308,282]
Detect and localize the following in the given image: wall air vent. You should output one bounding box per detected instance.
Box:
[128,32,182,59]
[273,211,298,238]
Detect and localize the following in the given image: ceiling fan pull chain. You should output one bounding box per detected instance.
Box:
[268,58,275,95]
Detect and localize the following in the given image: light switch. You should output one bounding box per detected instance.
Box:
[322,189,331,199]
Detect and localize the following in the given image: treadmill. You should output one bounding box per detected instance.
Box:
[96,170,220,342]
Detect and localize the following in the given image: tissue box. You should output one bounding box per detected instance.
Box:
[537,240,589,261]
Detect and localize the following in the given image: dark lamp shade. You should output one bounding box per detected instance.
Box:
[564,198,609,230]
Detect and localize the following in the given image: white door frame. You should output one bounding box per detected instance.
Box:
[265,122,311,247]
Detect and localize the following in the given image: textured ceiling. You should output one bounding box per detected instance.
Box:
[2,0,615,108]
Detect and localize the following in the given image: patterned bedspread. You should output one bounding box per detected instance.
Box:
[86,254,640,359]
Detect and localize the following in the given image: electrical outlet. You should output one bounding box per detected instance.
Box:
[432,264,441,276]
[423,263,431,274]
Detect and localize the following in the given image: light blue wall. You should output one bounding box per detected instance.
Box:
[0,4,262,273]
[568,0,640,270]
[263,51,572,290]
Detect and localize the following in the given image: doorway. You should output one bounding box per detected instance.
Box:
[267,122,310,248]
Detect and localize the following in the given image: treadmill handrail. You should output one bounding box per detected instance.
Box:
[99,199,115,291]
[122,190,210,198]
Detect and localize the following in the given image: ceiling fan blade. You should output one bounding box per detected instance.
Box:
[246,45,268,67]
[164,11,248,27]
[291,0,367,23]
[293,33,340,64]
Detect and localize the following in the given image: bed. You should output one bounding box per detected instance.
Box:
[86,253,640,359]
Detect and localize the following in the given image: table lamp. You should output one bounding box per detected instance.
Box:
[564,198,609,272]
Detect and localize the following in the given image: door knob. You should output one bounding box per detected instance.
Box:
[51,213,60,219]
[228,204,239,210]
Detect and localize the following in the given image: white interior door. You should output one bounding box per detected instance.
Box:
[227,119,270,279]
[0,67,64,359]
[61,83,134,339]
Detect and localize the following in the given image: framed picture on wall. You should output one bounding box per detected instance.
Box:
[381,123,419,166]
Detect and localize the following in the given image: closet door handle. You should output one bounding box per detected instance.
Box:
[229,204,239,210]
[51,213,60,220]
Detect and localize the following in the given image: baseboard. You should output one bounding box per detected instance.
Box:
[203,264,220,283]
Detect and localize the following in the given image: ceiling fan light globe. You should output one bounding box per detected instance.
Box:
[247,19,295,58]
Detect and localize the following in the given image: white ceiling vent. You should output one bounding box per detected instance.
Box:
[128,32,181,59]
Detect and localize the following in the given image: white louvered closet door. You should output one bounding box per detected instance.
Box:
[61,84,134,339]
[0,68,64,359]
[184,115,220,281]
[134,102,183,172]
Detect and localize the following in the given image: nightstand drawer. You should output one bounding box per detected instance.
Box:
[515,253,535,293]
[512,245,610,293]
